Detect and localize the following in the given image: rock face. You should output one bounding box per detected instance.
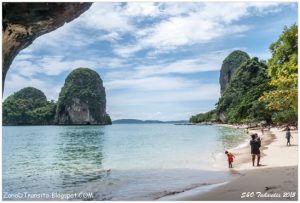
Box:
[219,50,250,94]
[56,68,111,125]
[2,3,92,91]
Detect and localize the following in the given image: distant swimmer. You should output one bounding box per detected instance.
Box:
[225,151,235,168]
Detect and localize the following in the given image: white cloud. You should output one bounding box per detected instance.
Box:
[139,15,249,50]
[158,3,202,16]
[10,60,41,77]
[10,53,128,77]
[78,3,134,32]
[24,3,135,54]
[108,84,220,106]
[134,49,238,77]
[123,2,161,17]
[247,2,281,14]
[113,44,144,58]
[19,2,285,58]
[136,58,217,77]
[97,32,122,43]
[105,76,198,91]
[109,2,284,55]
[28,19,91,53]
[37,57,99,76]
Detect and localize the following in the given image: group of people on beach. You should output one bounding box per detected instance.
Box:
[225,126,293,168]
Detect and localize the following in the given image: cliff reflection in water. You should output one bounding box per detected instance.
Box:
[56,127,106,188]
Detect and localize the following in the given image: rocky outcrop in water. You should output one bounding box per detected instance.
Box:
[219,50,250,94]
[2,3,92,91]
[56,68,111,125]
[3,87,56,125]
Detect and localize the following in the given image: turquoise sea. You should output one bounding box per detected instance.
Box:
[3,124,248,200]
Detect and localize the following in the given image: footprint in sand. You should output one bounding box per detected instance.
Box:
[226,189,238,192]
[265,186,278,191]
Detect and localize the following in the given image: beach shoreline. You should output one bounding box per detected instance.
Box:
[161,125,298,201]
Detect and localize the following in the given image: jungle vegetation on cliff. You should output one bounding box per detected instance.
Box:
[216,58,271,123]
[55,68,111,125]
[190,24,298,125]
[3,87,56,125]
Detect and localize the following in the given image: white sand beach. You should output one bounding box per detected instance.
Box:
[166,126,298,201]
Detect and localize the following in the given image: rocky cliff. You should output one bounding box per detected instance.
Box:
[219,50,250,94]
[216,57,271,123]
[2,3,92,91]
[56,68,111,125]
[190,50,251,123]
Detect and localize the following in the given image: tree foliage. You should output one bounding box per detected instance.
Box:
[3,87,56,125]
[190,110,217,123]
[259,24,298,124]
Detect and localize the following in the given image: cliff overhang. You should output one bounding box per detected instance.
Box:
[2,3,92,91]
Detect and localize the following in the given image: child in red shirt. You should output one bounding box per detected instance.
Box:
[225,151,235,168]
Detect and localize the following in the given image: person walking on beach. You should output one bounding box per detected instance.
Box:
[225,151,235,168]
[286,127,293,146]
[250,134,261,166]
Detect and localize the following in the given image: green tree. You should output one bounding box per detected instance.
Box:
[189,110,218,123]
[260,24,298,124]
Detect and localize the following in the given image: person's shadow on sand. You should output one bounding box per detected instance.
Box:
[229,169,246,176]
[257,164,267,167]
[281,144,298,148]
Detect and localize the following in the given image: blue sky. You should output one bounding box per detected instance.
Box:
[4,2,298,121]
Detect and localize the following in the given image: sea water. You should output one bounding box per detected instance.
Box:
[3,124,248,200]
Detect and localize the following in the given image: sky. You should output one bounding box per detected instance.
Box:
[3,2,298,121]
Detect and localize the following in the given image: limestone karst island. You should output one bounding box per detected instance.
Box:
[3,68,112,125]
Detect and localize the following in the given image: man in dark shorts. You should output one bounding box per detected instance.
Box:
[250,134,261,166]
